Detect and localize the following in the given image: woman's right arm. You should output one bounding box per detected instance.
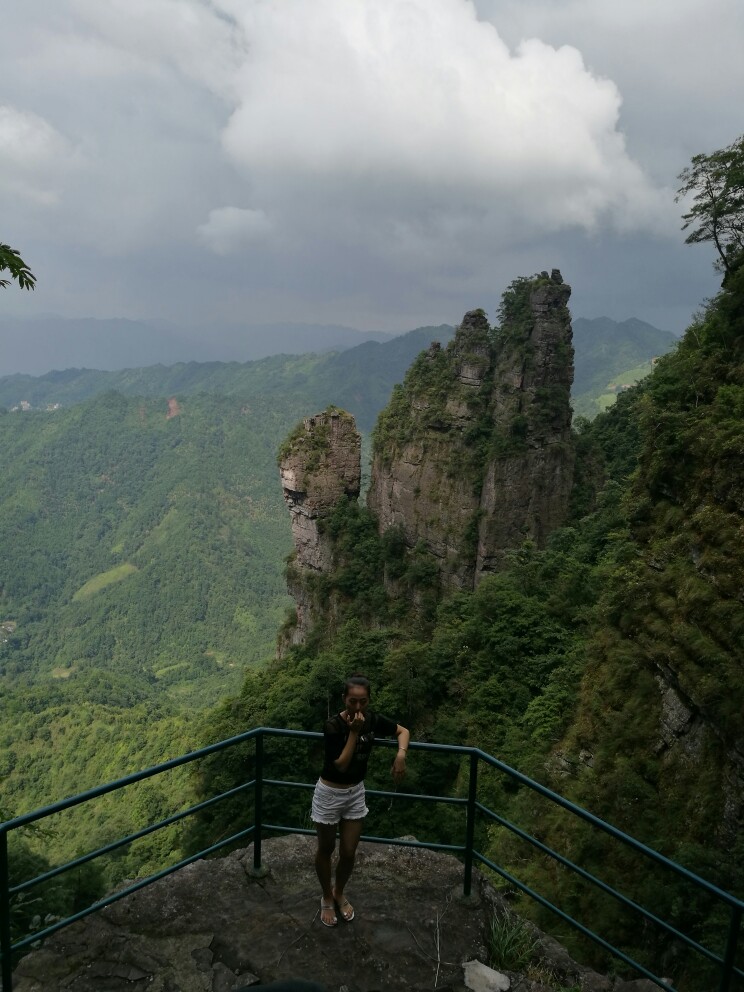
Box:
[332,713,363,772]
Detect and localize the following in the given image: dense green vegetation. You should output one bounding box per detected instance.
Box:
[0,326,454,433]
[6,134,738,983]
[0,241,36,291]
[189,258,744,988]
[570,317,677,418]
[0,390,308,866]
[0,324,457,881]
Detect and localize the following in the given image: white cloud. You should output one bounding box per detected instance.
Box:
[53,0,672,255]
[0,105,79,204]
[472,0,744,179]
[198,206,272,255]
[68,0,243,98]
[0,0,732,332]
[206,0,671,263]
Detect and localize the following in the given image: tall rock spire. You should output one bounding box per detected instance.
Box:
[475,271,574,576]
[278,407,361,646]
[367,271,575,589]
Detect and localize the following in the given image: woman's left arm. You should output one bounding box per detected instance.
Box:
[391,724,410,783]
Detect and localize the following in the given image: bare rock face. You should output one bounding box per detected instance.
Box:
[476,276,575,577]
[278,408,361,646]
[367,309,493,590]
[368,273,575,590]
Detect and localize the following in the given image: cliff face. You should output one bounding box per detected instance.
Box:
[476,274,574,575]
[368,271,574,588]
[278,408,361,646]
[556,272,744,858]
[277,272,574,642]
[365,310,494,590]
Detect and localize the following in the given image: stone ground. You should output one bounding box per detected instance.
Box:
[11,836,664,992]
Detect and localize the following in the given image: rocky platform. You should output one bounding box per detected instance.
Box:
[12,836,663,992]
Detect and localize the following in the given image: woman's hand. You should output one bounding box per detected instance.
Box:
[391,753,407,783]
[348,711,365,734]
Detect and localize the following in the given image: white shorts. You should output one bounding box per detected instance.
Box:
[311,779,368,825]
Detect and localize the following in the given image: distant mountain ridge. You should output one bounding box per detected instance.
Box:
[0,316,676,428]
[572,316,678,393]
[0,314,393,377]
[0,325,455,432]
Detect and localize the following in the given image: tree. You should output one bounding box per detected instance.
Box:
[0,242,36,290]
[676,135,744,281]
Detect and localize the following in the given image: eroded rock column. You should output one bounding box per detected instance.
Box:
[278,408,361,645]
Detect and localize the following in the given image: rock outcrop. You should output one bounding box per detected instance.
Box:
[278,408,361,646]
[11,836,654,992]
[367,309,495,590]
[475,274,574,575]
[276,273,575,639]
[368,272,574,589]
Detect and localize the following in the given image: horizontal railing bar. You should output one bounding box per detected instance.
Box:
[367,788,467,807]
[4,726,741,992]
[12,781,255,895]
[0,728,268,833]
[473,851,678,992]
[262,780,314,790]
[260,728,473,754]
[11,825,256,954]
[474,750,744,910]
[262,778,468,808]
[477,802,719,965]
[260,824,466,854]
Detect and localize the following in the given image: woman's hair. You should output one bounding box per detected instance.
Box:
[343,673,371,698]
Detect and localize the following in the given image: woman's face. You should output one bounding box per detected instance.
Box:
[343,685,370,715]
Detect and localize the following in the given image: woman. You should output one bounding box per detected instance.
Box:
[311,673,410,927]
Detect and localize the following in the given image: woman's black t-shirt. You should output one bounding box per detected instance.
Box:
[321,711,398,786]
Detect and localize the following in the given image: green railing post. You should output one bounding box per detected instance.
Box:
[253,732,263,874]
[3,729,744,992]
[719,904,741,992]
[1,830,12,992]
[463,751,478,897]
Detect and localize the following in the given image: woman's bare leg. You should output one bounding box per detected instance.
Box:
[314,822,338,925]
[333,817,364,918]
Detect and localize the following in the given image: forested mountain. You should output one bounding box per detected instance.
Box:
[0,310,677,873]
[0,325,453,431]
[0,390,309,867]
[570,316,678,418]
[571,316,677,395]
[0,324,462,870]
[192,264,743,989]
[0,317,674,428]
[0,314,392,377]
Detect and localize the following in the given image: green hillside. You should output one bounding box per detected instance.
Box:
[0,325,454,433]
[0,314,680,867]
[0,389,313,866]
[191,265,744,989]
[571,317,677,418]
[0,318,677,428]
[575,358,656,417]
[1,326,462,849]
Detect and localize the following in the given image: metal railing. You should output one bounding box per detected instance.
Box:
[2,728,742,992]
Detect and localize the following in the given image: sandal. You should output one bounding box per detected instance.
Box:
[333,891,355,922]
[320,898,337,927]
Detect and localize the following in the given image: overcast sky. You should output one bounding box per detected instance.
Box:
[2,0,743,342]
